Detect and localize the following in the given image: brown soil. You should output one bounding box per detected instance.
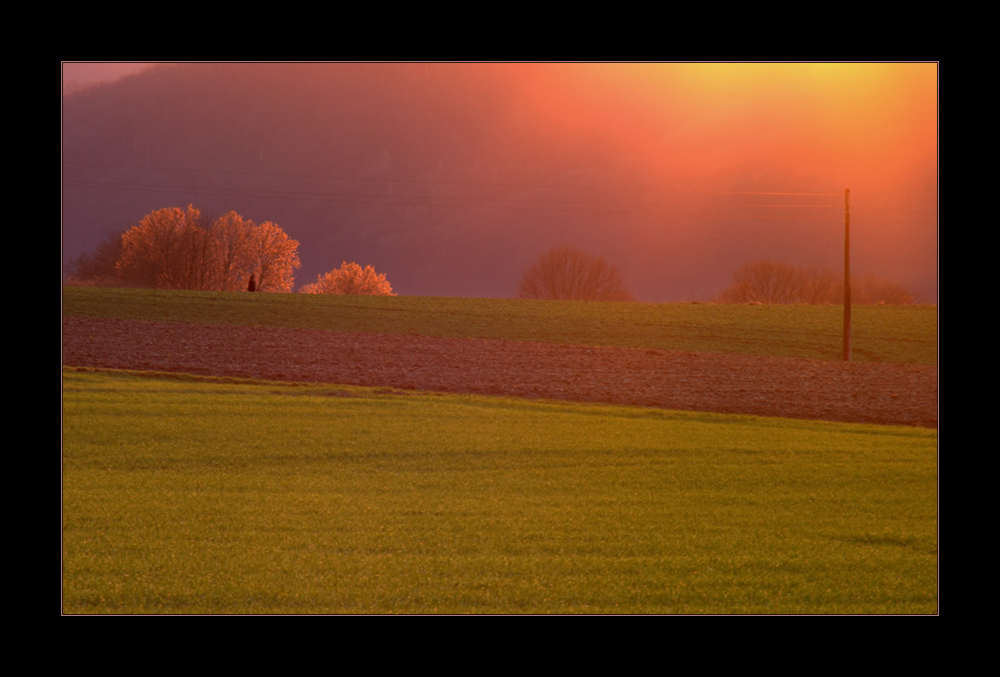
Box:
[62,317,938,428]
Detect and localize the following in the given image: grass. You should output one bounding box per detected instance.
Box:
[63,287,937,365]
[63,369,937,614]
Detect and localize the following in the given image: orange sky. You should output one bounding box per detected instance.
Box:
[63,63,938,300]
[528,63,936,189]
[513,63,937,298]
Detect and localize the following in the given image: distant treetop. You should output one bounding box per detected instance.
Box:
[518,246,633,302]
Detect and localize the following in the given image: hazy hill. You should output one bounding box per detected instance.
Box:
[62,63,937,301]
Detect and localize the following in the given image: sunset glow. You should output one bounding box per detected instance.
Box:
[63,62,938,301]
[535,63,936,187]
[62,62,939,615]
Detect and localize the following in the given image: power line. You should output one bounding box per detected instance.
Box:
[62,179,692,216]
[63,161,929,228]
[63,178,847,220]
[64,159,684,195]
[734,204,839,208]
[717,191,840,196]
[69,178,822,209]
[64,160,846,200]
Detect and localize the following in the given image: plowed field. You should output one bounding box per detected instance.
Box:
[62,316,938,428]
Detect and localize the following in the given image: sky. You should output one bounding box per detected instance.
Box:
[61,62,153,91]
[62,62,938,301]
[516,63,938,299]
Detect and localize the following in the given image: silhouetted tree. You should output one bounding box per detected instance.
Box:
[799,265,840,305]
[853,275,914,305]
[719,260,914,304]
[517,247,633,302]
[299,262,396,295]
[64,229,126,286]
[718,261,805,304]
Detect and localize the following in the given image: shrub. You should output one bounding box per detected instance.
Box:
[299,262,396,296]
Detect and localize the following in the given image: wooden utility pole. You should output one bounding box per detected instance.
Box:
[843,188,851,361]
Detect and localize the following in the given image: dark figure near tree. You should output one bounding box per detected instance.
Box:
[248,274,257,292]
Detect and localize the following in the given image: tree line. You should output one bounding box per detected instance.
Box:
[67,206,301,292]
[718,261,914,304]
[67,216,913,304]
[67,205,402,296]
[514,250,915,305]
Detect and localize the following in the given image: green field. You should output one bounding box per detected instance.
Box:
[63,370,937,614]
[63,287,937,365]
[63,288,938,613]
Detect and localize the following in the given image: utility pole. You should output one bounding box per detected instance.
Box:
[843,188,851,361]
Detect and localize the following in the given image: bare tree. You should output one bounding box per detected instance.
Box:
[718,261,805,304]
[518,247,633,302]
[853,275,914,305]
[719,260,915,304]
[799,265,840,304]
[64,229,126,286]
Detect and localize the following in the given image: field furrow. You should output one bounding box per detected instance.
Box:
[63,316,937,428]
